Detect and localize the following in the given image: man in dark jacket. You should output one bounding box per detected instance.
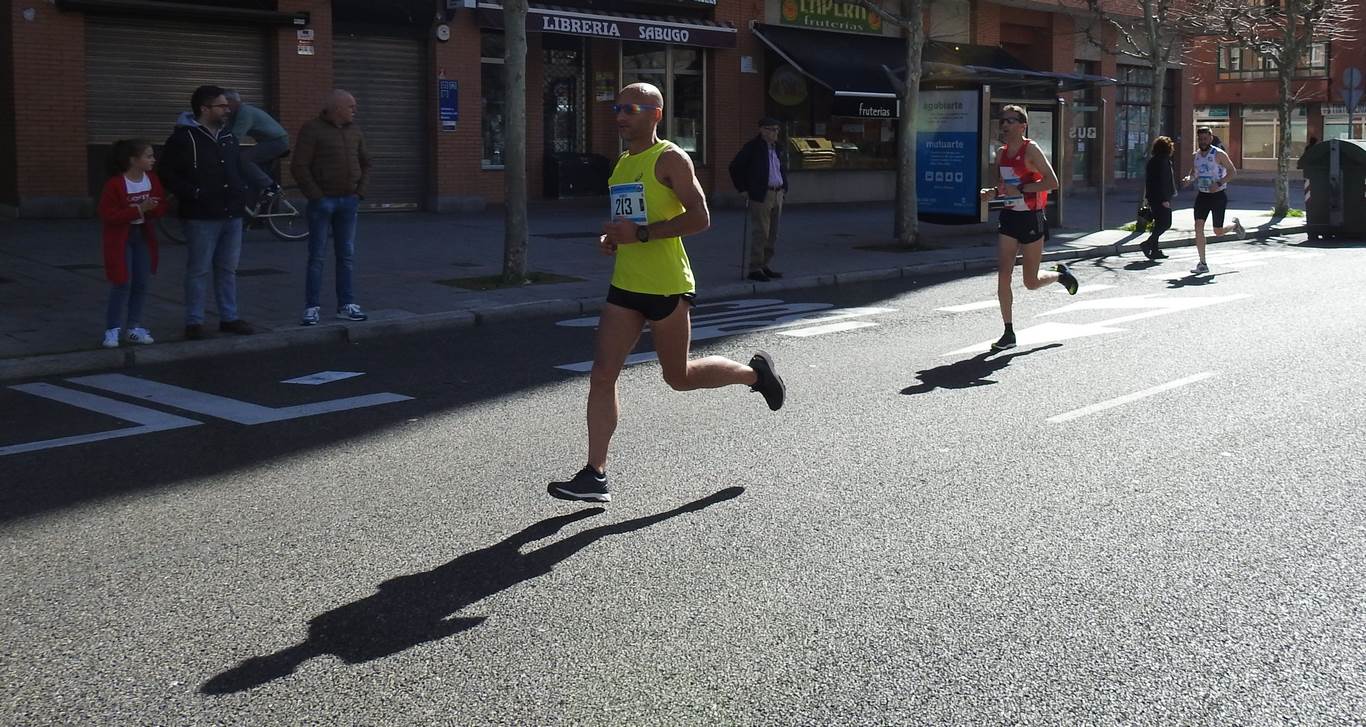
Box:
[728,117,788,282]
[292,89,371,326]
[159,84,254,339]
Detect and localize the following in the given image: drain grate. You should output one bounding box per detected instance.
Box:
[57,263,103,271]
[236,268,289,277]
[534,231,598,240]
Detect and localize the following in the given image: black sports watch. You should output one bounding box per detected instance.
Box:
[636,224,650,243]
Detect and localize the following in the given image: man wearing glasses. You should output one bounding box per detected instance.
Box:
[158,85,254,340]
[728,116,788,281]
[548,83,787,504]
[978,104,1078,352]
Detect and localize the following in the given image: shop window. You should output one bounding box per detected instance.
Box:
[622,43,705,162]
[1113,65,1175,179]
[481,31,506,169]
[763,57,895,172]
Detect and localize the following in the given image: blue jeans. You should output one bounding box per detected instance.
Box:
[306,195,359,309]
[106,225,151,330]
[183,217,243,325]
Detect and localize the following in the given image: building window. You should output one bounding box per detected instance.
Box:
[622,43,706,162]
[763,57,895,172]
[1217,42,1329,80]
[481,31,506,169]
[1070,60,1098,184]
[1114,65,1176,179]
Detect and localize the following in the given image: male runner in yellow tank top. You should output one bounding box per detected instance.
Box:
[549,83,786,503]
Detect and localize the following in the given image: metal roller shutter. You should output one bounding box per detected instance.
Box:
[333,32,426,210]
[85,17,269,145]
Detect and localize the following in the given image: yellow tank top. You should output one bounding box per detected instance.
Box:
[607,140,695,295]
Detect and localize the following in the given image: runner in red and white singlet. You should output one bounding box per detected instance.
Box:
[978,104,1078,353]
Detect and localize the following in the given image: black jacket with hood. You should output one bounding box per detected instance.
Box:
[158,113,249,220]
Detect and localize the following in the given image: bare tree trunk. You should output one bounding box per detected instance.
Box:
[1274,61,1292,215]
[502,0,529,284]
[896,0,924,247]
[1272,6,1299,217]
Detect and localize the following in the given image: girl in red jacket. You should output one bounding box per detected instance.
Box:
[97,139,166,348]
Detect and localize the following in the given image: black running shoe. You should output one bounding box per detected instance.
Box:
[749,351,786,411]
[1054,263,1079,295]
[990,330,1016,352]
[549,466,610,503]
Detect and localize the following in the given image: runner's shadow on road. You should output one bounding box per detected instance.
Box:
[1164,271,1238,288]
[199,487,744,696]
[1123,259,1161,270]
[900,344,1062,396]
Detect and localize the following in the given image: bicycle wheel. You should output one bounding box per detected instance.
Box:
[266,187,310,241]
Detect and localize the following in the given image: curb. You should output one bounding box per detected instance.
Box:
[0,224,1307,383]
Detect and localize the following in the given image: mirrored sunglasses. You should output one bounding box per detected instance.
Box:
[611,103,660,115]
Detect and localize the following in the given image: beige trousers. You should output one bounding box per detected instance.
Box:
[748,188,783,272]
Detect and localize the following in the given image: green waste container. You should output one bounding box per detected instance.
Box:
[1298,139,1366,240]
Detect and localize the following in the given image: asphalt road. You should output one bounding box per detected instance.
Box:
[3,234,1364,725]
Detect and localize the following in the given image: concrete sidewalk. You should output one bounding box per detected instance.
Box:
[0,183,1304,380]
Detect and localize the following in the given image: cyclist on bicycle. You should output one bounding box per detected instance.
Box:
[224,89,289,199]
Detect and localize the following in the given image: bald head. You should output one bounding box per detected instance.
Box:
[619,82,664,111]
[325,89,357,125]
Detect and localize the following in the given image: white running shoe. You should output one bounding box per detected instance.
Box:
[1191,261,1210,275]
[301,306,321,326]
[1233,218,1246,240]
[101,328,121,348]
[337,304,368,321]
[125,327,155,345]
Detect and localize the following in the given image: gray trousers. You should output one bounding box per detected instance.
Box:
[748,188,783,271]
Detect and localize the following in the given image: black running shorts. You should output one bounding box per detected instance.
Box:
[1194,191,1227,228]
[606,285,696,321]
[998,209,1046,245]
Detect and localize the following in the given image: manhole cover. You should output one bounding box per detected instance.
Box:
[236,268,289,277]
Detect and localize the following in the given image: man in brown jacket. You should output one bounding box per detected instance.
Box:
[292,89,371,326]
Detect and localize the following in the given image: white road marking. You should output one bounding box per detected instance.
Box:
[937,300,998,313]
[555,299,895,372]
[1048,372,1216,423]
[1,384,201,457]
[946,294,1250,355]
[778,321,878,338]
[1053,283,1115,295]
[68,374,412,425]
[282,371,365,385]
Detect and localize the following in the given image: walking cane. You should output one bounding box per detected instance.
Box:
[739,197,751,281]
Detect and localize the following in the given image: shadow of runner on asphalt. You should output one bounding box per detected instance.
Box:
[900,344,1062,396]
[200,486,744,695]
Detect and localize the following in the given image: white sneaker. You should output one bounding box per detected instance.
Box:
[337,303,368,321]
[1233,218,1247,240]
[101,328,121,348]
[1191,261,1210,275]
[301,306,320,326]
[125,327,155,345]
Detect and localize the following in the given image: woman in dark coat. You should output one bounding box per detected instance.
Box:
[1143,135,1177,260]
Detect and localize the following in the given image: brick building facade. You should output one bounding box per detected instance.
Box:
[1,0,1197,219]
[1186,11,1366,174]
